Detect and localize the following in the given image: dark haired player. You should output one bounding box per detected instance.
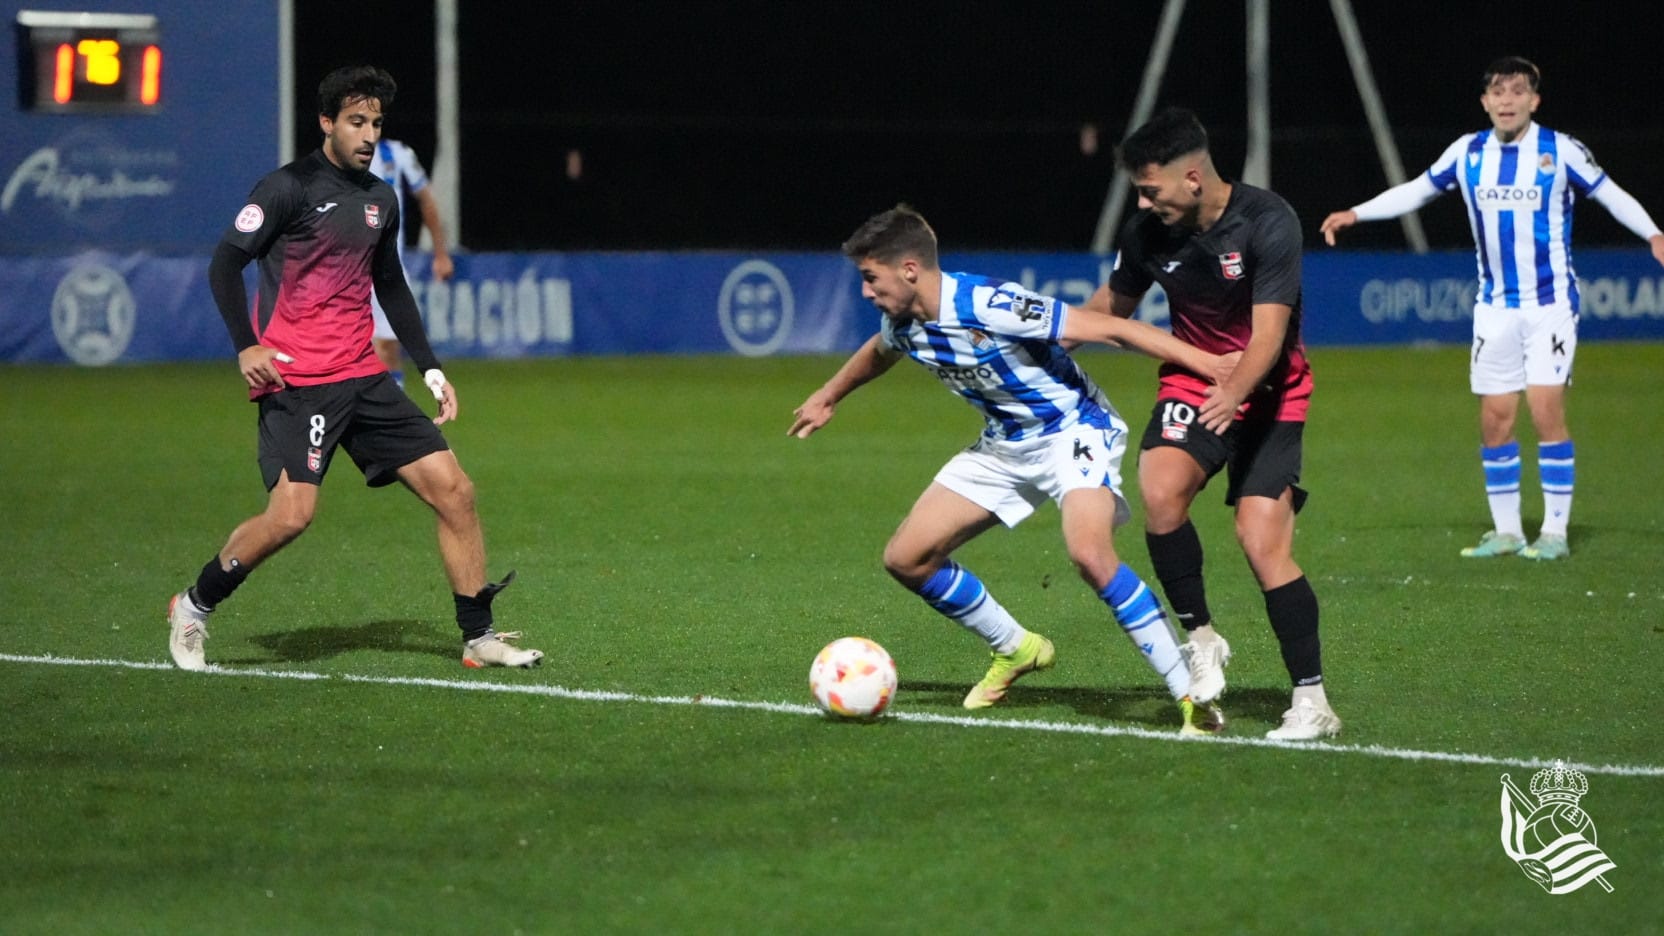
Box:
[1091,107,1339,739]
[166,66,541,671]
[791,204,1235,734]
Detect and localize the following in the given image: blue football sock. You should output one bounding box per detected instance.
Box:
[1480,442,1523,538]
[1538,439,1574,536]
[915,560,1024,654]
[1099,563,1188,699]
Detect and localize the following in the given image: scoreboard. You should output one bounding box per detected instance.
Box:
[1,2,277,250]
[16,10,163,113]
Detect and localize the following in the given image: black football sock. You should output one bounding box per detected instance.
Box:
[1146,521,1211,632]
[1265,576,1323,686]
[189,556,249,611]
[455,570,517,642]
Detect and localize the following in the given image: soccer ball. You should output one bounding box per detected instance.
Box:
[809,637,897,719]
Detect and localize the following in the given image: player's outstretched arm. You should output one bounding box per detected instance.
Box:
[1061,304,1224,377]
[789,334,901,439]
[1319,210,1358,246]
[1323,175,1444,245]
[1586,179,1664,268]
[1058,286,1139,351]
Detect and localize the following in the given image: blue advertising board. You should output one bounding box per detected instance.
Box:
[4,248,1663,366]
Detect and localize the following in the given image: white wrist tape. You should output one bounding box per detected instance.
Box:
[423,368,448,401]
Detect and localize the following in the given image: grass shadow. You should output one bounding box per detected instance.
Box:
[228,619,456,665]
[900,680,1293,728]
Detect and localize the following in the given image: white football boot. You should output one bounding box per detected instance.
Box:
[1265,697,1342,740]
[167,592,211,671]
[1180,631,1231,704]
[462,630,544,669]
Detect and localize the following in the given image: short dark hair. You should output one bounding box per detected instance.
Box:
[1482,56,1540,92]
[317,65,397,119]
[841,204,939,267]
[1116,106,1209,171]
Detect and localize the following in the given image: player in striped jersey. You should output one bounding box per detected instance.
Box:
[789,205,1236,734]
[1322,57,1664,561]
[367,138,453,390]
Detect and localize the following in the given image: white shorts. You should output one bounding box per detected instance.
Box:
[934,420,1131,529]
[1470,301,1577,395]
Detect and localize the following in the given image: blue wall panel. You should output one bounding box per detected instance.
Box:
[4,249,1663,365]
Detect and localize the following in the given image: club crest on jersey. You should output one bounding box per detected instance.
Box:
[1539,153,1556,173]
[364,204,381,229]
[1218,252,1245,280]
[987,288,1046,323]
[968,329,992,349]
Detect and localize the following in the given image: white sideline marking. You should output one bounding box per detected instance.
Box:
[5,652,1661,778]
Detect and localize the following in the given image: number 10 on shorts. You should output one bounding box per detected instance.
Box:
[1160,401,1194,442]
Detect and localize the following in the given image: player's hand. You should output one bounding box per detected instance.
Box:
[431,250,455,282]
[1319,210,1357,247]
[238,345,290,390]
[424,369,458,425]
[788,391,836,439]
[1199,383,1246,434]
[1649,233,1664,269]
[1210,351,1243,386]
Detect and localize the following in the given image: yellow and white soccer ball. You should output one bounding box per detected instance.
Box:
[809,636,897,719]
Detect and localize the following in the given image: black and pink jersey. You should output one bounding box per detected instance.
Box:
[1110,182,1313,422]
[220,150,403,395]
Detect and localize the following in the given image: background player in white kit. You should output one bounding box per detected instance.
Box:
[789,205,1236,734]
[1322,56,1664,561]
[369,138,454,388]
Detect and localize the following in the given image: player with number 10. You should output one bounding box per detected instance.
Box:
[791,205,1234,734]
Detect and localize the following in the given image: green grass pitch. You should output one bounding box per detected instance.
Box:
[2,344,1660,933]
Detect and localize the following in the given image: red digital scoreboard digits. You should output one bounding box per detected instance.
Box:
[16,10,162,113]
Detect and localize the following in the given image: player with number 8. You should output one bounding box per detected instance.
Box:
[164,66,541,672]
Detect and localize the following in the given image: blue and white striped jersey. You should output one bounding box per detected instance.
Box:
[1426,123,1605,309]
[880,272,1117,442]
[366,139,431,266]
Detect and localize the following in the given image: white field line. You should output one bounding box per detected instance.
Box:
[5,651,1661,779]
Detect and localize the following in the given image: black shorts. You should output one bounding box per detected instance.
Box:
[256,373,449,490]
[1139,398,1308,512]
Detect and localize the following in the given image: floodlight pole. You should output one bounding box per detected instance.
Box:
[1329,0,1427,252]
[1090,0,1186,254]
[278,0,293,165]
[433,0,462,249]
[1242,0,1269,187]
[1092,0,1426,254]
